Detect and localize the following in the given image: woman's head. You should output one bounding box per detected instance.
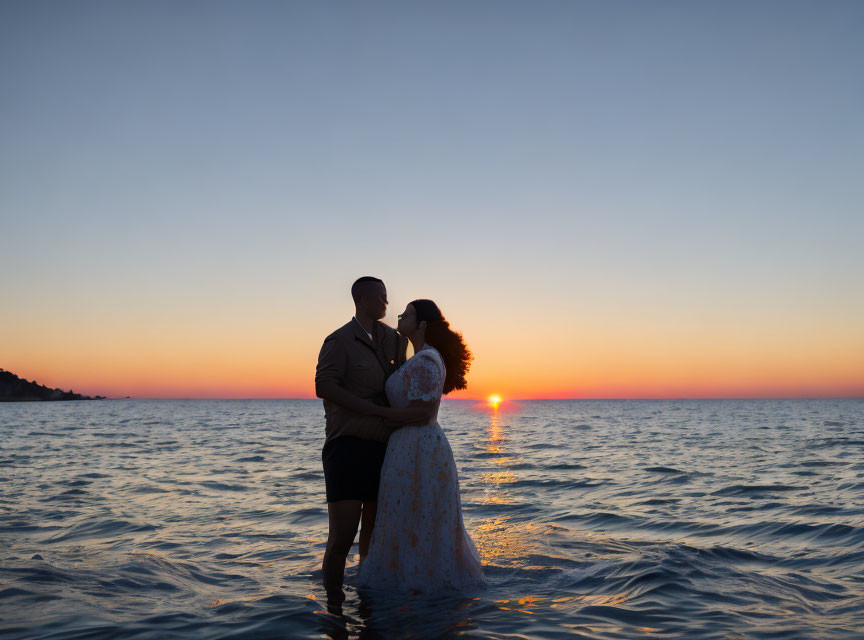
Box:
[398,299,472,394]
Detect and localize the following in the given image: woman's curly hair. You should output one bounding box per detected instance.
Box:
[410,299,472,394]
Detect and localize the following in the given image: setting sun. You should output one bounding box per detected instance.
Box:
[488,394,502,408]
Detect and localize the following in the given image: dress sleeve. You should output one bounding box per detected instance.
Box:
[407,353,444,402]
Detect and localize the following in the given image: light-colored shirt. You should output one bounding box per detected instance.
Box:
[353,316,373,341]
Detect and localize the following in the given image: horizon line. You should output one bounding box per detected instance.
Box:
[98,396,864,401]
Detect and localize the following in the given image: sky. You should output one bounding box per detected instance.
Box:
[1,1,862,399]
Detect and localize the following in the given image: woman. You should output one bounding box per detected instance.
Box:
[358,299,486,592]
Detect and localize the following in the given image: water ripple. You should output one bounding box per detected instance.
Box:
[1,398,863,638]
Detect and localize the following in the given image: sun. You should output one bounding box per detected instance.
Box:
[488,394,502,408]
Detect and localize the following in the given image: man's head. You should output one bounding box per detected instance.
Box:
[351,276,387,320]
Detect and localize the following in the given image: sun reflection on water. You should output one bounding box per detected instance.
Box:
[481,471,517,484]
[473,406,538,566]
[488,410,505,443]
[472,516,532,565]
[480,410,514,505]
[489,591,632,617]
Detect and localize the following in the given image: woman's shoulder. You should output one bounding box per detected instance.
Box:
[403,346,439,366]
[416,346,445,370]
[417,345,442,359]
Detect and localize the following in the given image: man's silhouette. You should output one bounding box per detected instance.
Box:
[315,276,428,602]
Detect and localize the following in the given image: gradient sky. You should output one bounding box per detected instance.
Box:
[2,1,862,399]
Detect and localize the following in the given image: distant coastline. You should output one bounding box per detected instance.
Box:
[0,368,105,402]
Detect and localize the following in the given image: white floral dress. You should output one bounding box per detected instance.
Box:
[357,345,486,592]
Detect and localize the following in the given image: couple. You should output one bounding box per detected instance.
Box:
[315,276,485,602]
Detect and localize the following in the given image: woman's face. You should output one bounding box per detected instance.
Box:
[397,304,418,335]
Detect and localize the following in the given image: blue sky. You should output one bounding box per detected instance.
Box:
[1,1,862,397]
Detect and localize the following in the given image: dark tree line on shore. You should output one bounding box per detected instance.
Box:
[0,368,105,402]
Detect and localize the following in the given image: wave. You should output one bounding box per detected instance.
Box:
[711,484,806,496]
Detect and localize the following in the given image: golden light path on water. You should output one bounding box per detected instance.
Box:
[468,399,636,621]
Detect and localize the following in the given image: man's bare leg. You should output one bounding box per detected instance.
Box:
[322,500,362,603]
[358,500,377,563]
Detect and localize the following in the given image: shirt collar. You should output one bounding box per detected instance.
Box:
[352,316,373,341]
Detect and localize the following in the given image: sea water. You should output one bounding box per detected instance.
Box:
[1,399,863,639]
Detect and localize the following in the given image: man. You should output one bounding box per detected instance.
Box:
[315,276,430,603]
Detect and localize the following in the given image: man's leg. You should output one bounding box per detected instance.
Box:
[322,499,362,602]
[358,500,377,563]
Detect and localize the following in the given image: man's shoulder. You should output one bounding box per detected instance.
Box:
[321,321,355,346]
[374,320,399,338]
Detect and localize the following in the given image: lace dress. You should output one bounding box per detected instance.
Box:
[356,345,486,592]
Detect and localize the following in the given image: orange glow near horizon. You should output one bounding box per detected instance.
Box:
[3,308,863,399]
[5,354,864,400]
[5,359,863,400]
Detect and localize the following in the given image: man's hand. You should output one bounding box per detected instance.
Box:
[382,400,436,429]
[316,380,384,417]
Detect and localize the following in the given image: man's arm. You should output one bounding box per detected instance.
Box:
[381,399,437,428]
[315,380,384,416]
[314,336,384,416]
[316,381,433,425]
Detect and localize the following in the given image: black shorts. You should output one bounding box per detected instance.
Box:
[322,436,387,503]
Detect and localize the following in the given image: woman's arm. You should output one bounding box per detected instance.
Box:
[316,382,433,425]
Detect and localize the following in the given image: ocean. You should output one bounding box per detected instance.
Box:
[1,399,863,639]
